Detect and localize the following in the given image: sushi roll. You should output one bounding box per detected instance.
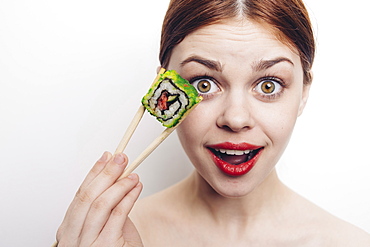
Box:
[142,70,202,128]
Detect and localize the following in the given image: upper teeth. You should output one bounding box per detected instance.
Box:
[215,149,251,155]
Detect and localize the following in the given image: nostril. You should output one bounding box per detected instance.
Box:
[216,111,254,132]
[220,124,251,132]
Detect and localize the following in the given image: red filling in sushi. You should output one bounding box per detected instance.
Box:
[157,90,179,112]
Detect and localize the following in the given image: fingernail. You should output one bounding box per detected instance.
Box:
[127,173,136,180]
[98,151,109,162]
[113,153,125,165]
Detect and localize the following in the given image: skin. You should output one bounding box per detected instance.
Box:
[55,18,370,247]
[131,18,370,246]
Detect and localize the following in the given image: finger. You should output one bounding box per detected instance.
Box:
[56,151,112,245]
[79,174,141,245]
[99,176,142,241]
[60,153,128,243]
[79,151,112,190]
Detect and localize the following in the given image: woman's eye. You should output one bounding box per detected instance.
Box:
[254,79,283,96]
[191,78,219,95]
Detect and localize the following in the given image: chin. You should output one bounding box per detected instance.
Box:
[216,189,253,198]
[213,185,257,199]
[204,172,263,198]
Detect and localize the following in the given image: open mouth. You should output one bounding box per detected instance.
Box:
[209,148,263,166]
[206,143,264,176]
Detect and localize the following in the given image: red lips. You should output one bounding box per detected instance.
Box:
[207,142,263,176]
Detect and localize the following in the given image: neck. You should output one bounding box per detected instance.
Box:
[183,169,290,226]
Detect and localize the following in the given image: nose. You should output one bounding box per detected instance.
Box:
[216,92,255,132]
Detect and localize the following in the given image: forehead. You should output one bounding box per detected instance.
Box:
[169,18,300,67]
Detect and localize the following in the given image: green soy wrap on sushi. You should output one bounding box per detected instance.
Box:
[142,70,202,128]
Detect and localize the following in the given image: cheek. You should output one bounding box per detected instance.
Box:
[258,100,300,147]
[176,121,194,151]
[176,104,215,150]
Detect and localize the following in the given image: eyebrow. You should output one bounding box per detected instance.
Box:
[251,57,294,71]
[180,55,223,72]
[180,55,294,72]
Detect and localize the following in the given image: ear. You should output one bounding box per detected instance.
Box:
[298,83,311,117]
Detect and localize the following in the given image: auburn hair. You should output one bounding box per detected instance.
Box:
[160,0,315,84]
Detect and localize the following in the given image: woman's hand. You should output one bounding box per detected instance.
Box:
[56,152,143,247]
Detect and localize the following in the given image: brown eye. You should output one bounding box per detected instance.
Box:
[254,78,283,100]
[197,80,211,93]
[191,78,219,97]
[260,81,275,94]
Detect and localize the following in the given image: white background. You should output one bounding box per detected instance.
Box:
[0,0,369,246]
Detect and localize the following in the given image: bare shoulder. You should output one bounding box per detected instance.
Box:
[130,187,174,226]
[130,182,182,221]
[318,212,370,246]
[130,183,185,246]
[333,222,370,247]
[287,190,370,247]
[129,182,370,247]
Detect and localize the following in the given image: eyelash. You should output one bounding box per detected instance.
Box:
[188,74,220,100]
[254,76,286,101]
[188,74,213,84]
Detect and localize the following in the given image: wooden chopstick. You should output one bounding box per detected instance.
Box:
[114,105,145,154]
[118,126,177,179]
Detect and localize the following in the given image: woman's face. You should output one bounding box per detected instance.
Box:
[167,18,310,197]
